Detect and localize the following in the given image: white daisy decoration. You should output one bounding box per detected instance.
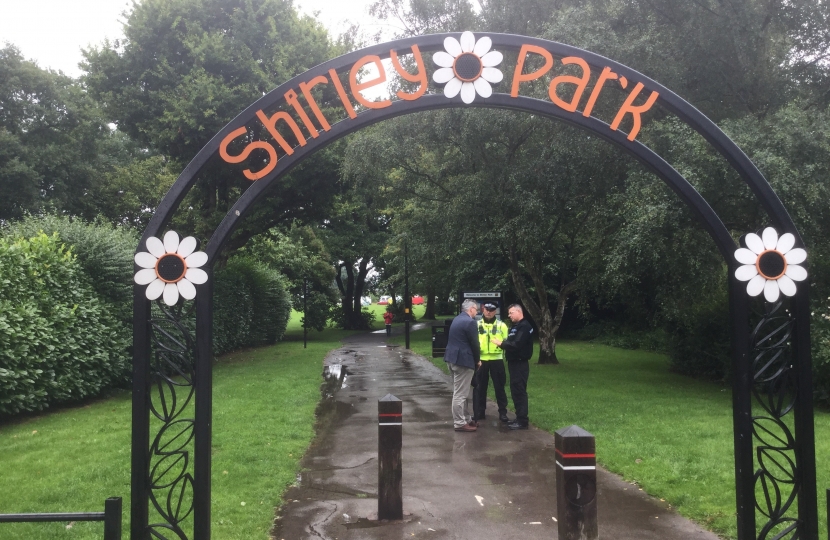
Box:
[134,231,209,306]
[433,31,503,104]
[734,227,807,303]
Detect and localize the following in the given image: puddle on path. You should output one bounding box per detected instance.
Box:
[343,514,416,529]
[322,363,348,397]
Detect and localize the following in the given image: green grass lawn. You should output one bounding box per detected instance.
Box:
[2,312,827,539]
[393,323,830,540]
[0,320,356,540]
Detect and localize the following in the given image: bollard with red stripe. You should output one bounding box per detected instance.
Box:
[378,394,402,520]
[555,425,598,540]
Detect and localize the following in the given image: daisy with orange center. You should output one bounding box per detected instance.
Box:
[432,31,503,104]
[134,231,209,306]
[734,227,807,302]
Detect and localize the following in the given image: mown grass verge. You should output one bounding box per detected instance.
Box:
[392,324,830,540]
[0,319,354,540]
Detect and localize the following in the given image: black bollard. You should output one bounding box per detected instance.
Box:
[555,425,598,540]
[378,394,403,520]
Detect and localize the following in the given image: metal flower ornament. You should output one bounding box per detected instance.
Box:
[134,231,209,306]
[433,31,503,104]
[734,227,807,302]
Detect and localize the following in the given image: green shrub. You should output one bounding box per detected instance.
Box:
[813,298,830,406]
[248,264,291,346]
[300,290,334,331]
[213,257,291,355]
[327,303,375,329]
[0,233,130,415]
[213,261,255,353]
[2,215,137,324]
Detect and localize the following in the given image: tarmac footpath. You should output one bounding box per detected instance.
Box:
[272,328,722,540]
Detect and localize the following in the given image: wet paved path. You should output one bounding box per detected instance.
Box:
[273,329,721,539]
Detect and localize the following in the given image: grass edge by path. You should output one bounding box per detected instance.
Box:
[0,324,358,540]
[390,322,830,540]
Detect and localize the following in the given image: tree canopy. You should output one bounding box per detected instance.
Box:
[82,0,344,250]
[0,0,828,395]
[0,45,112,220]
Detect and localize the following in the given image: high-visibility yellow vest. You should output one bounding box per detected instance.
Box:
[478,318,509,360]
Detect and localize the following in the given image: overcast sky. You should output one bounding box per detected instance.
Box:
[0,0,394,78]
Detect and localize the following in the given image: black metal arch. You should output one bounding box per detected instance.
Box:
[132,33,817,540]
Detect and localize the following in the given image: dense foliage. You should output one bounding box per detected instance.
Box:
[0,218,293,414]
[213,257,292,355]
[82,0,344,251]
[3,215,138,324]
[238,227,338,332]
[355,0,830,401]
[0,234,131,415]
[0,46,109,220]
[2,0,830,402]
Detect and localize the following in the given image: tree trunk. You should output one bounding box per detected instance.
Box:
[536,309,559,364]
[335,259,371,331]
[424,286,436,320]
[535,307,559,364]
[505,247,577,365]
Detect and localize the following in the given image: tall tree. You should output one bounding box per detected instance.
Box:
[343,108,629,363]
[82,0,343,250]
[321,179,393,330]
[0,45,110,220]
[239,224,338,330]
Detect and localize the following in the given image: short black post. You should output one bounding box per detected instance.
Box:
[103,497,122,540]
[555,425,598,540]
[378,394,403,520]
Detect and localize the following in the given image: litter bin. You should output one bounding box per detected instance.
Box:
[431,320,452,357]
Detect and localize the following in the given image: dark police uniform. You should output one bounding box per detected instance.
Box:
[498,318,533,427]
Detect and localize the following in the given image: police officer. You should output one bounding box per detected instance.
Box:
[491,304,533,430]
[473,302,510,423]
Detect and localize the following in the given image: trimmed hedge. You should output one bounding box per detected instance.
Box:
[1,217,293,416]
[0,233,130,415]
[2,215,137,324]
[213,257,292,355]
[814,302,830,406]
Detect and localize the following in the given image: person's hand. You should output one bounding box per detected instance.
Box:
[477,361,482,368]
[490,338,502,346]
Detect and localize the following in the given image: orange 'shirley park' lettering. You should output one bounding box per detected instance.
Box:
[219,41,659,180]
[219,46,429,180]
[511,46,659,140]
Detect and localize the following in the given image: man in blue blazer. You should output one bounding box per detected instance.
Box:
[444,299,482,432]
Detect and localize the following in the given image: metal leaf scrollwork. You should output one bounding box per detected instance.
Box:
[148,301,196,539]
[749,300,800,540]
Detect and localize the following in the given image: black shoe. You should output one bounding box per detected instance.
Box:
[507,421,528,430]
[473,415,486,421]
[499,413,509,423]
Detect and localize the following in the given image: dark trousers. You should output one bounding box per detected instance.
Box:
[385,324,391,336]
[507,360,529,425]
[473,360,508,419]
